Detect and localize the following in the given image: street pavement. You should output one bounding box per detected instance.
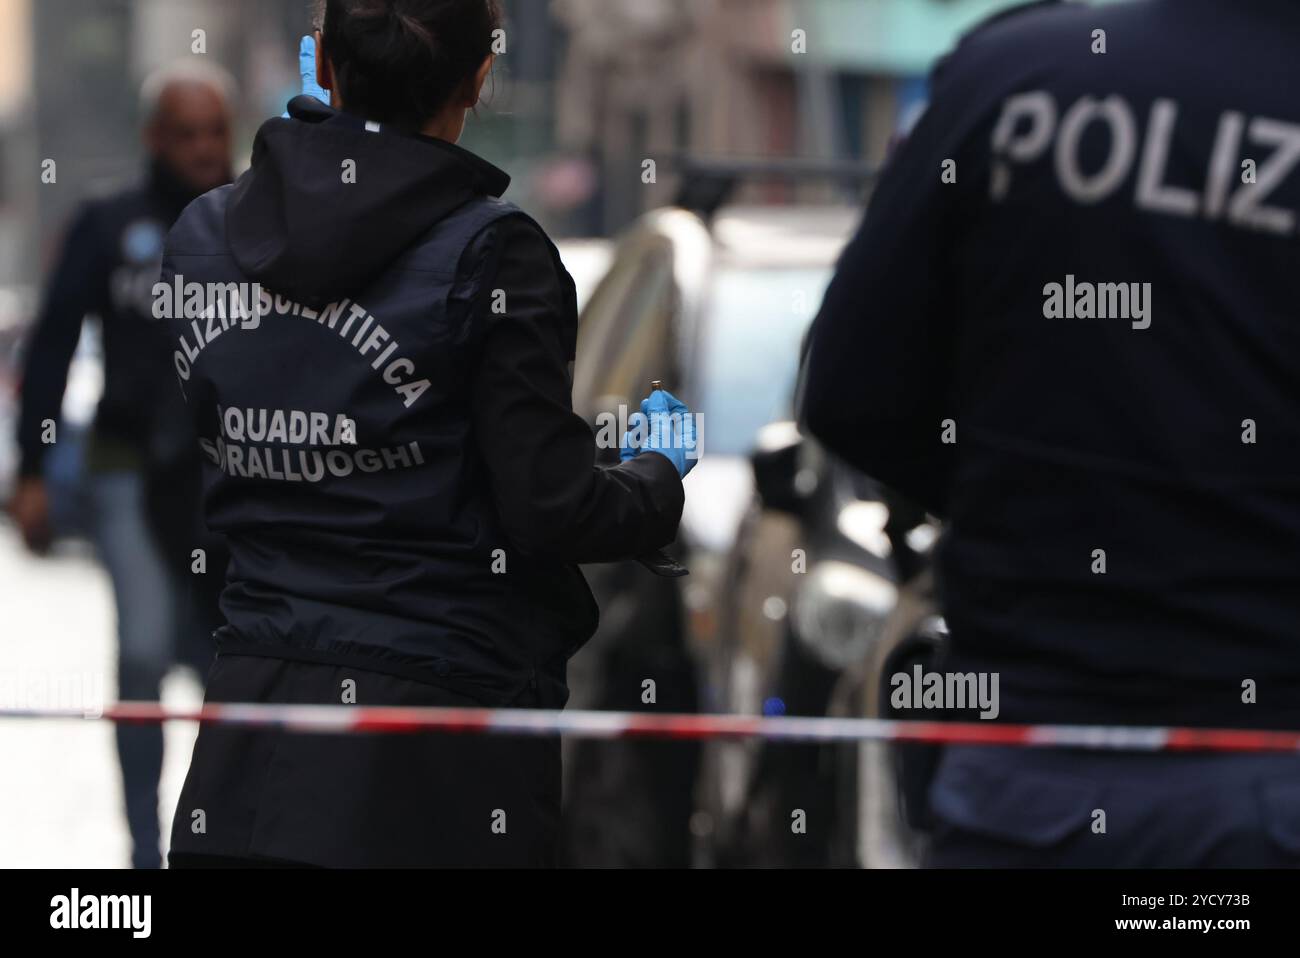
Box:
[0,523,202,868]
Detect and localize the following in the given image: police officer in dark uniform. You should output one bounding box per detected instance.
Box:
[9,63,234,868]
[804,0,1300,866]
[163,0,694,868]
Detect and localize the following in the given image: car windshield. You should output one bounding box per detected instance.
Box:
[694,266,832,457]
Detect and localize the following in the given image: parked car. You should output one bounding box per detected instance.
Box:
[699,406,946,867]
[561,190,862,866]
[554,238,614,313]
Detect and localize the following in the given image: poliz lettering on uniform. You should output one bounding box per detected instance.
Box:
[991,92,1300,235]
[1042,275,1151,329]
[163,277,431,408]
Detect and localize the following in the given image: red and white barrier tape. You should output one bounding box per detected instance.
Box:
[1,702,1299,753]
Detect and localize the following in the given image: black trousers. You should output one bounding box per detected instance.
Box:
[170,852,317,868]
[168,654,561,868]
[925,745,1300,867]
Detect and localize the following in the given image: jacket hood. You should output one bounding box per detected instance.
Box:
[226,96,510,308]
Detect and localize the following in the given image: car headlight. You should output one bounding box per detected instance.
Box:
[793,561,898,670]
[836,500,892,559]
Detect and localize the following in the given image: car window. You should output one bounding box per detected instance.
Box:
[573,233,677,422]
[693,266,831,457]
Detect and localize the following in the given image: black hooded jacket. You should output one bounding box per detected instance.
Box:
[161,96,683,705]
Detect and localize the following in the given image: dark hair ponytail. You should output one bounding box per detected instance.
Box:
[322,0,501,132]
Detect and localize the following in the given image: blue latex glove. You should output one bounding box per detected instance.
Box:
[619,414,646,463]
[620,389,698,479]
[283,35,330,117]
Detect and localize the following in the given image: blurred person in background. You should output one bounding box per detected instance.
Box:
[804,0,1300,866]
[7,61,235,868]
[162,0,693,868]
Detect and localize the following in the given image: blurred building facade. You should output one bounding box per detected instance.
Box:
[549,0,1024,233]
[0,0,1029,289]
[2,0,311,285]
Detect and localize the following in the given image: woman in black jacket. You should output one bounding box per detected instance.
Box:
[164,0,696,867]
